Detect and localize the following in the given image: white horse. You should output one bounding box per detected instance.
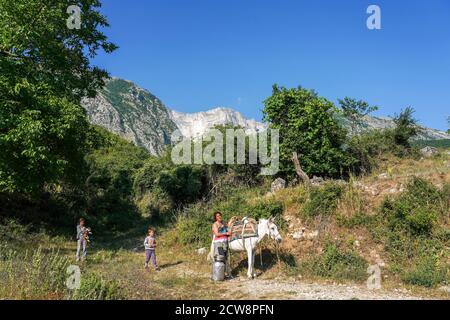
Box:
[208,218,282,279]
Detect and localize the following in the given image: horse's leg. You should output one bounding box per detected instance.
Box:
[252,250,256,278]
[246,243,253,279]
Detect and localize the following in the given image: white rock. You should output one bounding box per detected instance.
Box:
[292,230,305,240]
[378,173,388,179]
[388,188,398,194]
[196,247,207,255]
[169,107,266,139]
[438,285,450,293]
[305,230,319,240]
[420,146,438,157]
[271,178,286,193]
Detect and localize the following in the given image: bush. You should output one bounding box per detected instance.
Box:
[71,273,123,300]
[336,212,374,228]
[157,165,205,204]
[133,152,173,196]
[381,177,443,235]
[401,255,448,288]
[303,183,343,218]
[378,177,449,287]
[173,204,212,248]
[300,243,368,282]
[136,188,174,219]
[347,130,397,174]
[244,199,284,220]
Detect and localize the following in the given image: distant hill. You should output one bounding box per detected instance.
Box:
[334,113,450,141]
[81,78,177,155]
[82,78,450,155]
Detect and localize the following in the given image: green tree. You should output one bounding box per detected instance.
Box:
[0,0,116,194]
[263,85,354,178]
[338,97,378,134]
[157,165,205,204]
[393,107,421,149]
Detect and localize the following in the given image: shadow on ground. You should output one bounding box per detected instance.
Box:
[230,248,296,277]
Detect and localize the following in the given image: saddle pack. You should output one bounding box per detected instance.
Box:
[229,217,258,241]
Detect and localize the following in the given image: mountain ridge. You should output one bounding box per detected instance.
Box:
[81,78,450,155]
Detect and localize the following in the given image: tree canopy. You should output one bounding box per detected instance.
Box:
[263,85,354,178]
[0,0,116,194]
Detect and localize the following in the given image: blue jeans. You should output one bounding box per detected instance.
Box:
[76,239,87,261]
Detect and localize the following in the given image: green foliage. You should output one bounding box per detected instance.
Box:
[157,165,205,204]
[0,245,70,299]
[136,188,174,220]
[263,85,355,178]
[378,177,449,287]
[338,97,378,134]
[83,127,149,231]
[172,203,212,248]
[401,255,448,288]
[244,199,284,221]
[0,0,116,195]
[302,183,343,218]
[336,212,374,229]
[133,152,173,196]
[300,243,368,282]
[0,81,90,194]
[347,129,395,174]
[71,273,123,300]
[381,177,443,235]
[412,139,450,149]
[392,107,421,150]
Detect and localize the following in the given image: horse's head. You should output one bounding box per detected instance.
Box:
[260,217,282,243]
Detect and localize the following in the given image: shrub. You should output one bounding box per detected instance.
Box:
[378,177,449,287]
[381,177,443,235]
[302,183,343,218]
[401,255,448,288]
[173,204,212,248]
[157,165,205,204]
[136,188,174,219]
[300,243,368,282]
[347,129,397,174]
[336,212,374,228]
[71,273,123,300]
[244,199,284,220]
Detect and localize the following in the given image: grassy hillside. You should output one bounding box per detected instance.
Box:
[1,151,448,299]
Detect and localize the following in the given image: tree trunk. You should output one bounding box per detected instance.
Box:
[291,152,311,186]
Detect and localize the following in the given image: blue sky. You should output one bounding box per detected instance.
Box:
[92,0,450,130]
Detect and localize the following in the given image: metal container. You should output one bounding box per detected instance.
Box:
[214,254,226,262]
[212,261,225,281]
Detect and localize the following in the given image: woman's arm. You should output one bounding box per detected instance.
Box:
[212,223,230,237]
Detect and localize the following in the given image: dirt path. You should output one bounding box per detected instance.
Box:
[162,262,431,300]
[221,277,426,300]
